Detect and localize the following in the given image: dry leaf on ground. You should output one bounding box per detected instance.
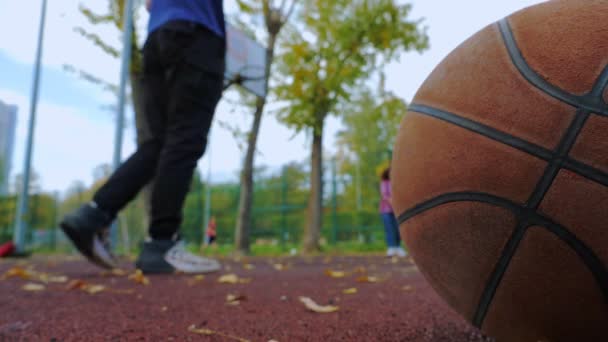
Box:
[66,279,106,294]
[217,274,239,284]
[188,325,250,342]
[356,275,380,283]
[3,266,32,280]
[242,264,255,270]
[85,285,106,294]
[324,269,346,278]
[273,263,287,271]
[298,296,339,313]
[22,283,45,291]
[226,293,247,305]
[128,270,150,285]
[342,288,357,294]
[402,285,414,291]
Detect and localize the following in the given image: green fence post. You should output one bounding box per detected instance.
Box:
[281,166,288,247]
[331,159,338,245]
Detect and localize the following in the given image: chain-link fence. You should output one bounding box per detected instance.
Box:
[0,159,390,253]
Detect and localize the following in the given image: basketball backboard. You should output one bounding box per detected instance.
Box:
[224,23,268,98]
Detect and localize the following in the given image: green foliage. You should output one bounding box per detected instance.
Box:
[336,88,407,212]
[275,0,428,133]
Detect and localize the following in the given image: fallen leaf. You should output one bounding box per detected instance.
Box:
[67,279,88,290]
[273,263,286,271]
[107,288,135,295]
[242,264,255,270]
[342,288,358,294]
[161,306,168,312]
[194,274,205,281]
[22,283,45,291]
[188,325,250,342]
[353,266,367,274]
[4,266,32,279]
[218,274,239,284]
[324,269,346,278]
[402,285,414,291]
[391,256,399,264]
[128,270,150,285]
[47,276,68,283]
[322,257,332,264]
[356,275,380,283]
[298,296,339,313]
[226,293,247,305]
[85,284,106,294]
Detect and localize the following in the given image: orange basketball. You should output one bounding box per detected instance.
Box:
[391,1,608,341]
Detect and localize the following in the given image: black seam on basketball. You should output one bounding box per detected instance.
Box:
[527,109,591,208]
[591,64,608,98]
[472,221,528,327]
[396,192,608,328]
[498,19,608,115]
[397,191,522,224]
[563,158,608,186]
[409,104,553,161]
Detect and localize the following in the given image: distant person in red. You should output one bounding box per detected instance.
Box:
[202,216,218,251]
[59,0,225,274]
[380,167,407,257]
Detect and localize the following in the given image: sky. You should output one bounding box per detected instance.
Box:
[0,0,546,194]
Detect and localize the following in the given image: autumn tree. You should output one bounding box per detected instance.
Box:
[232,0,297,255]
[275,0,428,252]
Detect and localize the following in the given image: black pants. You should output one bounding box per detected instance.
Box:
[93,21,225,240]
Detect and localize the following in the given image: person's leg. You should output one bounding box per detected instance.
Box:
[93,34,168,215]
[148,24,224,240]
[390,213,407,257]
[135,22,224,274]
[60,31,167,269]
[381,213,397,255]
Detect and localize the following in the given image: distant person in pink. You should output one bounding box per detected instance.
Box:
[379,167,407,257]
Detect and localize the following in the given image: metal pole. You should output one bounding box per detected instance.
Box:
[203,136,212,239]
[110,0,135,248]
[13,0,48,252]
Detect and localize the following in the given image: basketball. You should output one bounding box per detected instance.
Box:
[391,1,608,341]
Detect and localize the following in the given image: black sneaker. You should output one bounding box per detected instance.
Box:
[60,203,117,269]
[135,238,221,274]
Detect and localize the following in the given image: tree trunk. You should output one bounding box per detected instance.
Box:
[234,98,263,255]
[234,30,278,255]
[303,119,325,253]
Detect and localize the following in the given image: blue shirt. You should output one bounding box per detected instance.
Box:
[148,0,225,37]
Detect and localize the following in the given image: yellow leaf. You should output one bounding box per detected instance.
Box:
[324,269,346,278]
[273,263,286,271]
[242,263,255,270]
[194,274,205,281]
[128,269,150,285]
[218,274,239,284]
[85,284,106,294]
[298,296,339,313]
[356,276,379,283]
[22,283,45,291]
[4,266,32,279]
[188,325,250,342]
[342,288,357,294]
[226,293,247,305]
[47,276,68,283]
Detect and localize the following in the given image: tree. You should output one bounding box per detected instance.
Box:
[12,170,42,195]
[336,78,407,213]
[233,0,298,255]
[275,0,428,252]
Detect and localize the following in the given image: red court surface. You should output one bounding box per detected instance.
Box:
[0,255,492,341]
